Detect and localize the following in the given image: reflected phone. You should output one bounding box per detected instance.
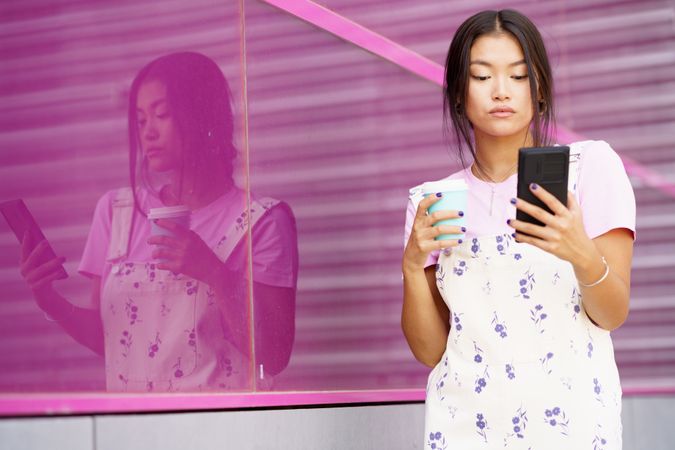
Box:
[0,199,68,278]
[516,146,570,228]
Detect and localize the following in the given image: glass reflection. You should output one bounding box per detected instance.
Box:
[3,51,298,392]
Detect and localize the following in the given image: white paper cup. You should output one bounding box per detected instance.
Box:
[422,179,468,240]
[148,206,191,237]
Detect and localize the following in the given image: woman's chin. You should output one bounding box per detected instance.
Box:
[147,161,178,173]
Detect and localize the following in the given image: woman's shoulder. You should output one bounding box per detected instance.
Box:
[568,139,619,159]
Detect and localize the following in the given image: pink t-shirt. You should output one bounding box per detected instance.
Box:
[79,186,298,289]
[404,140,636,268]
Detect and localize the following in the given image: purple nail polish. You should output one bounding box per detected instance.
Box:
[530,183,538,190]
[511,232,516,238]
[461,227,466,232]
[457,239,463,244]
[436,192,443,197]
[506,219,511,225]
[458,211,464,217]
[510,198,517,205]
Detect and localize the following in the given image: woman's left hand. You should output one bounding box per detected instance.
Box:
[508,183,596,266]
[147,219,223,282]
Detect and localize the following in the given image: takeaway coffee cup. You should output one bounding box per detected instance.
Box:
[148,205,191,237]
[422,179,468,241]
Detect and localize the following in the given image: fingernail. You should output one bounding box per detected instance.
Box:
[458,211,464,217]
[461,227,466,232]
[530,183,538,190]
[457,239,463,244]
[511,232,516,238]
[510,198,517,205]
[436,192,443,198]
[506,219,511,225]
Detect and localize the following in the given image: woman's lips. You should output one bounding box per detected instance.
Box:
[146,147,163,157]
[489,106,515,118]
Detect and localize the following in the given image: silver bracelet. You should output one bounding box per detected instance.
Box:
[579,256,610,288]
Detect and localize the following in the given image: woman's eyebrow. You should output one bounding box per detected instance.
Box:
[469,59,526,67]
[136,99,167,112]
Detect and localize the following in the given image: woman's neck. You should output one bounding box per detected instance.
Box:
[162,170,232,210]
[472,130,533,182]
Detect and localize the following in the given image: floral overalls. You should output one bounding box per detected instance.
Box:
[101,188,278,392]
[418,146,622,449]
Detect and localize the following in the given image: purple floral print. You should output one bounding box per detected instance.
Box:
[173,357,184,378]
[593,378,605,405]
[540,351,554,375]
[505,363,516,380]
[119,330,133,357]
[504,406,528,444]
[474,367,489,394]
[427,431,447,450]
[470,238,481,258]
[516,269,535,300]
[147,332,161,358]
[475,413,488,443]
[124,297,140,325]
[544,406,569,435]
[452,312,463,332]
[436,264,446,293]
[491,312,508,338]
[530,304,548,334]
[452,259,468,276]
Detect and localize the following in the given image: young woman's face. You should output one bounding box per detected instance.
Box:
[465,32,535,142]
[136,80,183,173]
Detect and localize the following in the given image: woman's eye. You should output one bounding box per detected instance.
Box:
[512,75,528,80]
[137,119,146,127]
[471,75,490,81]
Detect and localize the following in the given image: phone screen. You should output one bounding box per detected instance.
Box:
[516,146,570,228]
[0,199,68,277]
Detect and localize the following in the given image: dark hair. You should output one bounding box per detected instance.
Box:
[127,51,236,212]
[444,9,555,169]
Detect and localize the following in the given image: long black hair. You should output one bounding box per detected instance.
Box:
[444,9,555,169]
[127,51,237,213]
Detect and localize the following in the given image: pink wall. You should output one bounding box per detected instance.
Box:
[1,0,674,414]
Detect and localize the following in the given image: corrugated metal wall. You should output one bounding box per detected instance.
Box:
[0,0,674,394]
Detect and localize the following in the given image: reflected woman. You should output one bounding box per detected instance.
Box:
[20,52,298,391]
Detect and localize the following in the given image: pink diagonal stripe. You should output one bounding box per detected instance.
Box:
[261,0,675,199]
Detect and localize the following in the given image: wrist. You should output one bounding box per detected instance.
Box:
[573,248,606,287]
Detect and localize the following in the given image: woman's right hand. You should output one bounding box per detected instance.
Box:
[19,232,67,296]
[403,194,465,273]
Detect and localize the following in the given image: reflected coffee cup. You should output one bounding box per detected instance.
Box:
[148,206,191,237]
[422,179,468,241]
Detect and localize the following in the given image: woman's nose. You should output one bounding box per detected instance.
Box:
[142,119,159,141]
[492,77,511,101]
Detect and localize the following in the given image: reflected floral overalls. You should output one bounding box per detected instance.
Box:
[101,188,278,392]
[416,146,623,449]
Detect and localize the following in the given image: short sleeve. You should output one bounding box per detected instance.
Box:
[577,140,636,240]
[251,203,298,288]
[78,191,114,277]
[404,197,439,268]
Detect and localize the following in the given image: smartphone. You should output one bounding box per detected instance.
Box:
[516,146,570,228]
[0,199,68,278]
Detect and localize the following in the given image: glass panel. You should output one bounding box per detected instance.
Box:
[245,0,457,391]
[0,0,253,392]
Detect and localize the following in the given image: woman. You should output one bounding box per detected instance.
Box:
[402,10,634,448]
[20,52,298,392]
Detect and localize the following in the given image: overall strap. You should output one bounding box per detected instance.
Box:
[213,197,280,263]
[106,187,135,262]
